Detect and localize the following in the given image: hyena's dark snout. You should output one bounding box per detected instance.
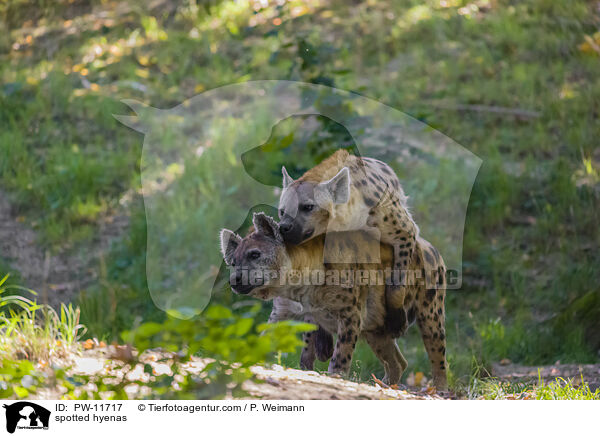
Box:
[279,215,296,236]
[279,216,312,245]
[229,270,254,294]
[279,221,293,234]
[229,270,243,286]
[229,268,268,294]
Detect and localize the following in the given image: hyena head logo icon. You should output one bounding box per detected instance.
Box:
[3,402,51,433]
[115,81,480,318]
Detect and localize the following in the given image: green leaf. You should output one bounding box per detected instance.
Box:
[14,386,29,398]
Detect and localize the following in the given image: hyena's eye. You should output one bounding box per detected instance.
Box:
[278,208,284,217]
[247,250,261,260]
[301,204,314,212]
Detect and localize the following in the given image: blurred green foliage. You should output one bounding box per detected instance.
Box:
[0,359,45,398]
[0,298,312,399]
[62,304,313,399]
[242,114,358,185]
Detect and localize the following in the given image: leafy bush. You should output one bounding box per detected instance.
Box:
[65,304,314,399]
[0,359,46,399]
[1,276,314,400]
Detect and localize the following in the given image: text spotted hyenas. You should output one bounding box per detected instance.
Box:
[220,212,448,388]
[278,150,432,336]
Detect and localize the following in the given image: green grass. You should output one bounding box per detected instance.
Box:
[466,374,600,400]
[0,274,86,362]
[535,377,600,400]
[0,0,599,384]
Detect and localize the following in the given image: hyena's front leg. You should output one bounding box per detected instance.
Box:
[368,194,418,336]
[300,325,317,371]
[367,191,419,273]
[299,315,335,370]
[328,310,361,376]
[268,299,326,370]
[314,325,334,362]
[268,297,304,323]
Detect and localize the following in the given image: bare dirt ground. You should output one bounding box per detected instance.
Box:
[0,190,128,307]
[32,345,600,400]
[245,366,448,400]
[34,346,448,400]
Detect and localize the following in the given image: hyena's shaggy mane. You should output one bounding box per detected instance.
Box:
[299,149,363,182]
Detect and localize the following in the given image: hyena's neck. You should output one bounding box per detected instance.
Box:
[329,193,371,230]
[256,279,314,305]
[249,239,327,303]
[286,237,326,272]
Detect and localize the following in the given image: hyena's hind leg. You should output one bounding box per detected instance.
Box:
[364,332,408,386]
[415,265,448,389]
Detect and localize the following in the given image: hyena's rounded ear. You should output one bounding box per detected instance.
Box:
[113,99,161,134]
[220,229,242,265]
[252,212,283,242]
[322,167,350,204]
[282,166,294,189]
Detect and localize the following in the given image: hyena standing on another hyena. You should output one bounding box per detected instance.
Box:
[220,212,448,388]
[278,150,434,336]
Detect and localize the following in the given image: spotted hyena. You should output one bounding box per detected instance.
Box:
[278,150,429,336]
[220,212,448,388]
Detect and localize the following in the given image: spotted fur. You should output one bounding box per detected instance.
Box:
[278,150,424,337]
[219,213,448,388]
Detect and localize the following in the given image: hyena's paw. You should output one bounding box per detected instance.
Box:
[381,372,403,387]
[327,356,351,376]
[314,326,334,362]
[327,352,354,377]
